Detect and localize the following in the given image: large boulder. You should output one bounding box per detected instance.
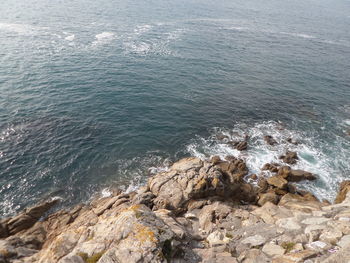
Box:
[148,158,246,211]
[278,166,316,182]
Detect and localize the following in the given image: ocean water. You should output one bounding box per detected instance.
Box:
[0,0,349,217]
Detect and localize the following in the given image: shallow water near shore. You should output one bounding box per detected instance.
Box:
[0,0,350,217]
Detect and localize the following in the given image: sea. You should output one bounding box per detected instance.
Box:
[0,0,349,217]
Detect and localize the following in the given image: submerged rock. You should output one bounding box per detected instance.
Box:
[279,151,298,165]
[264,135,278,146]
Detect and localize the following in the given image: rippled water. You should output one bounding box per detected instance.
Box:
[0,0,349,217]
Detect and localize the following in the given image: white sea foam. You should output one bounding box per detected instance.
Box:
[101,188,112,198]
[186,121,349,202]
[92,32,115,46]
[64,34,75,41]
[0,23,44,35]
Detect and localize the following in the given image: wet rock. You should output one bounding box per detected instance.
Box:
[287,138,298,145]
[279,151,298,165]
[264,135,277,146]
[335,180,350,204]
[235,141,248,151]
[262,163,279,173]
[288,170,317,182]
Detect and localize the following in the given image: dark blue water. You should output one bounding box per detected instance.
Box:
[1,0,350,216]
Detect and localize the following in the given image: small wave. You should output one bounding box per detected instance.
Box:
[134,24,153,35]
[92,32,115,46]
[64,34,75,41]
[280,32,316,39]
[227,26,247,31]
[124,41,151,54]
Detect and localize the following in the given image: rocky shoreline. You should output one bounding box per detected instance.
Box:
[1,143,350,262]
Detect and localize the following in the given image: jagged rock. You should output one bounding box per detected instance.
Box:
[335,180,350,204]
[267,176,288,189]
[198,202,232,233]
[264,135,277,146]
[6,200,59,235]
[149,158,247,211]
[279,151,298,164]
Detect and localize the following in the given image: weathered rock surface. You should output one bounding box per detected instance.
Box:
[1,156,350,263]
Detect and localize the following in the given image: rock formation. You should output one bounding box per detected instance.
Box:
[1,151,350,262]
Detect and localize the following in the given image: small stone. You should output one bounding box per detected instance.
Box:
[241,235,266,247]
[262,243,285,256]
[206,230,230,247]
